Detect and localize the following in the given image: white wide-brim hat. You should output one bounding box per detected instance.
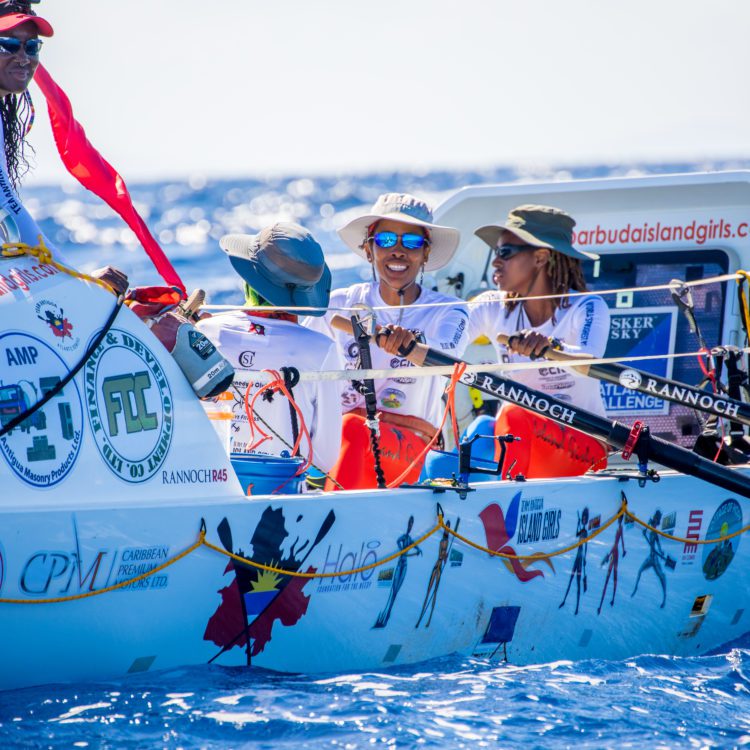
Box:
[337,192,460,272]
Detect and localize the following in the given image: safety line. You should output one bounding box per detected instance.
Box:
[3,496,748,604]
[228,347,750,386]
[201,271,740,315]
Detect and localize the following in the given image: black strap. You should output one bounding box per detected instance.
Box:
[0,294,125,439]
[281,366,301,453]
[352,314,387,489]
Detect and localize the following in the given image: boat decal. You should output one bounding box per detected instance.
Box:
[559,506,592,615]
[702,499,743,581]
[415,515,460,629]
[0,332,84,488]
[600,307,678,417]
[517,496,562,545]
[18,517,171,596]
[161,468,230,485]
[35,299,80,352]
[630,509,676,609]
[84,328,173,483]
[473,605,522,660]
[315,539,380,594]
[204,507,336,664]
[373,515,422,629]
[597,513,626,615]
[479,493,552,583]
[681,510,704,566]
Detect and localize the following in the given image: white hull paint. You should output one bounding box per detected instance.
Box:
[1,472,747,690]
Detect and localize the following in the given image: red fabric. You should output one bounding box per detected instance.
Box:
[326,412,427,490]
[494,405,607,478]
[33,64,185,294]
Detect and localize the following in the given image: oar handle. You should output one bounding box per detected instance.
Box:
[496,333,593,375]
[331,314,429,366]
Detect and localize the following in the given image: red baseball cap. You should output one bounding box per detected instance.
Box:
[0,12,53,37]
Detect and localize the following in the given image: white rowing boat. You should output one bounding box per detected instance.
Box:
[1,171,749,691]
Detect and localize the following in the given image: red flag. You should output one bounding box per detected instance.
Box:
[33,64,185,295]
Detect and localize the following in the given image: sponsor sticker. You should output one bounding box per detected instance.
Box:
[35,299,80,352]
[85,329,173,483]
[702,499,742,581]
[619,369,642,389]
[0,332,84,487]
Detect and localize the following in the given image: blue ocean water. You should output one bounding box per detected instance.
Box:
[2,652,750,749]
[6,161,750,748]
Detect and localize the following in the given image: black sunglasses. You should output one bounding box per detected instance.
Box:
[493,243,537,260]
[0,36,43,57]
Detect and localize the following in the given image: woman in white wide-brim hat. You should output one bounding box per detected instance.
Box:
[307,192,469,490]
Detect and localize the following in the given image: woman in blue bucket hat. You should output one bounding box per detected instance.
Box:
[197,223,343,483]
[307,193,469,490]
[468,204,611,478]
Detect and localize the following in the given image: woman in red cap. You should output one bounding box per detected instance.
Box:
[0,1,53,190]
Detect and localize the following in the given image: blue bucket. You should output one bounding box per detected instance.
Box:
[230,454,305,496]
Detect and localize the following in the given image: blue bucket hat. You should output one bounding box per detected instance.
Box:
[220,223,331,316]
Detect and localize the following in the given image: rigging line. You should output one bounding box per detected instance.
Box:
[201,270,739,315]
[235,347,750,385]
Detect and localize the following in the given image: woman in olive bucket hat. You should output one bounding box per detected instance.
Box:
[467,204,611,478]
[307,192,469,490]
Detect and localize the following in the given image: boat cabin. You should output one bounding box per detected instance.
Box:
[434,171,750,448]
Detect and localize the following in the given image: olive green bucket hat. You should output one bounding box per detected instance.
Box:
[475,204,598,261]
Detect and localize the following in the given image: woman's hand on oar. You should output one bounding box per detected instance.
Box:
[497,333,594,372]
[331,314,429,366]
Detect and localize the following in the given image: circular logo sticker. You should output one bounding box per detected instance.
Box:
[0,332,84,488]
[702,498,743,581]
[619,369,643,390]
[85,328,174,483]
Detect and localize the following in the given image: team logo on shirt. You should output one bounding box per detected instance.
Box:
[381,388,406,409]
[247,322,266,336]
[239,351,256,368]
[389,357,416,385]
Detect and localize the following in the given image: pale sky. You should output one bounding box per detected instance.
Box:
[25,0,750,184]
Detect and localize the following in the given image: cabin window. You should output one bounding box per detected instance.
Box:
[585,249,729,447]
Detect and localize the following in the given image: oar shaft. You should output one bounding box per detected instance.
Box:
[424,348,750,500]
[496,333,750,427]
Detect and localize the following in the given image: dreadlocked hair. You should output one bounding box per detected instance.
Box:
[0,92,34,189]
[504,249,588,316]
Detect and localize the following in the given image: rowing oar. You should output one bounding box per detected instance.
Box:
[330,315,750,500]
[496,333,750,428]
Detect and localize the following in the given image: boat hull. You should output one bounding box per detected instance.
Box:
[1,471,747,690]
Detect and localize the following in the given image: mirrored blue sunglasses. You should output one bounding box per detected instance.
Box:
[0,37,43,57]
[370,231,429,251]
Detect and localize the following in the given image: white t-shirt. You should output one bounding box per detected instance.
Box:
[467,290,611,415]
[306,282,469,427]
[0,127,55,249]
[197,311,344,472]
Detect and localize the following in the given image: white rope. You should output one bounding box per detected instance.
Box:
[239,347,750,385]
[201,271,740,315]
